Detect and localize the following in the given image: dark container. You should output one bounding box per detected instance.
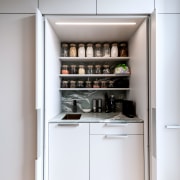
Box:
[122,100,136,118]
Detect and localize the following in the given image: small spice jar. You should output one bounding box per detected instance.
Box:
[85,80,92,88]
[108,80,114,88]
[111,43,118,57]
[62,80,69,88]
[95,65,101,74]
[69,43,77,57]
[103,65,110,74]
[77,80,84,88]
[87,65,94,74]
[61,65,69,74]
[86,43,93,57]
[78,43,85,57]
[70,65,77,74]
[119,42,128,57]
[101,80,107,88]
[95,43,102,57]
[61,43,69,57]
[70,80,76,88]
[103,43,110,57]
[78,65,85,74]
[93,81,100,88]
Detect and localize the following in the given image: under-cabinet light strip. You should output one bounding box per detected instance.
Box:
[55,22,136,26]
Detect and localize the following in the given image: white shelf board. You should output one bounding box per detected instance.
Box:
[59,57,130,61]
[59,73,130,77]
[59,88,130,91]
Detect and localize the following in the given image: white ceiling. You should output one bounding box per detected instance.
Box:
[46,15,147,42]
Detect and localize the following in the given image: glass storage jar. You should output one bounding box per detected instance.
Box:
[77,80,84,88]
[93,81,100,88]
[78,65,85,74]
[69,43,77,57]
[61,65,69,74]
[103,43,110,57]
[62,80,69,88]
[95,43,102,57]
[111,43,118,57]
[103,65,110,74]
[95,65,101,74]
[70,80,76,88]
[70,65,77,74]
[108,80,114,88]
[101,80,107,88]
[86,43,93,57]
[61,43,69,57]
[119,42,128,57]
[85,80,92,88]
[87,65,94,74]
[78,43,85,57]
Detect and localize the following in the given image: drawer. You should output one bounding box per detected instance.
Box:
[90,123,144,135]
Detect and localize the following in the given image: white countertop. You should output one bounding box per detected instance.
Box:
[49,112,143,123]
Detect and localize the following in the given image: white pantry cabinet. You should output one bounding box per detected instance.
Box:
[39,0,96,14]
[0,0,37,13]
[156,14,180,180]
[48,123,89,180]
[90,123,144,180]
[155,0,180,13]
[97,0,154,14]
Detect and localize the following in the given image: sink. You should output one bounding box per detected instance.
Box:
[62,114,81,120]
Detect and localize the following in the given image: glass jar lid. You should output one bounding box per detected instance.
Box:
[79,43,85,47]
[62,43,68,47]
[95,43,101,47]
[70,43,76,47]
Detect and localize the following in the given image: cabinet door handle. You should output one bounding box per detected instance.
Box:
[165,125,180,129]
[105,123,128,127]
[57,123,79,126]
[105,134,128,138]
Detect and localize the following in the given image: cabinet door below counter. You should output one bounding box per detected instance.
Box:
[49,123,89,180]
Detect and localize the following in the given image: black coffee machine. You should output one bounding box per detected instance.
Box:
[122,100,136,118]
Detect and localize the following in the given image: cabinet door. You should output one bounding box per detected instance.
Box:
[90,135,144,180]
[97,0,154,14]
[49,123,89,180]
[155,0,180,13]
[39,0,96,14]
[156,14,180,180]
[0,0,37,13]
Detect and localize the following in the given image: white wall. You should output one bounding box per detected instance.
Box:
[0,14,36,180]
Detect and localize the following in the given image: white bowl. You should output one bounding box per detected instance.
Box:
[82,109,91,113]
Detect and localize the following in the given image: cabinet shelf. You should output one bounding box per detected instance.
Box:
[59,88,130,91]
[59,57,130,62]
[59,73,130,77]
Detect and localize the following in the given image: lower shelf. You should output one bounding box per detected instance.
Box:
[59,88,130,91]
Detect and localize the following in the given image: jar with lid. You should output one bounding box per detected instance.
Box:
[111,43,118,57]
[78,65,85,74]
[95,43,102,57]
[119,42,128,57]
[69,43,77,57]
[103,65,110,74]
[95,65,101,74]
[61,65,69,74]
[101,80,107,88]
[78,43,85,57]
[108,80,114,88]
[87,65,94,74]
[70,65,77,74]
[86,43,93,57]
[61,43,69,57]
[62,80,69,88]
[77,80,84,88]
[85,80,92,88]
[93,81,100,88]
[103,43,110,57]
[70,80,76,88]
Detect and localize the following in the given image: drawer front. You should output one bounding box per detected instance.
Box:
[90,123,144,135]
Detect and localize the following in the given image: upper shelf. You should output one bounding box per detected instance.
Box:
[59,73,130,77]
[59,57,130,62]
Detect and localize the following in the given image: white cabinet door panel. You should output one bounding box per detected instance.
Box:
[39,0,96,14]
[156,14,180,180]
[90,135,144,180]
[0,0,37,13]
[155,0,180,13]
[97,0,154,14]
[49,123,89,180]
